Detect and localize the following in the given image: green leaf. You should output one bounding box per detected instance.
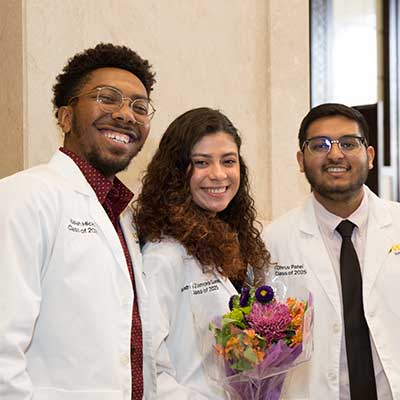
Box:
[231,358,253,372]
[243,347,257,364]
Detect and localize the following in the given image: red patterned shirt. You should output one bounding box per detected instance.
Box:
[60,148,143,400]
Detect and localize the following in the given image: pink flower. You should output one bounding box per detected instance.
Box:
[246,301,291,344]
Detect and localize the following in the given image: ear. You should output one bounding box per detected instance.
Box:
[296,150,305,173]
[367,146,375,170]
[57,106,73,134]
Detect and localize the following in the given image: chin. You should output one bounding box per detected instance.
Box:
[209,204,229,213]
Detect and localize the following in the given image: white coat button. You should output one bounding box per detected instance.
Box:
[368,310,375,318]
[332,323,340,333]
[120,354,129,366]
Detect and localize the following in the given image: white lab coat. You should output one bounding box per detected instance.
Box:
[262,186,400,400]
[142,239,237,399]
[0,151,156,400]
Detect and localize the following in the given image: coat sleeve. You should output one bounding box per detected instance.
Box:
[142,245,210,400]
[0,174,57,399]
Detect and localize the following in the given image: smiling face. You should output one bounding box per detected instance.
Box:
[297,115,375,210]
[58,67,150,180]
[189,131,240,214]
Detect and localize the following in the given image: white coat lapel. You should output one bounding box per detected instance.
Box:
[214,270,238,295]
[363,190,394,298]
[120,207,147,294]
[299,198,342,317]
[88,198,130,280]
[50,151,130,279]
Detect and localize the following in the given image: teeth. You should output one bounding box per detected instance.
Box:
[103,131,130,144]
[206,187,226,194]
[327,167,347,172]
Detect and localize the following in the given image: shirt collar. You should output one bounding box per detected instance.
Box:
[59,147,133,208]
[312,187,369,236]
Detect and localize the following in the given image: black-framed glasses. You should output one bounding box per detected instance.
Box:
[68,86,156,126]
[302,135,367,155]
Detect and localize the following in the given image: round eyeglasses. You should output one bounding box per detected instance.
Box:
[68,86,156,126]
[302,135,367,155]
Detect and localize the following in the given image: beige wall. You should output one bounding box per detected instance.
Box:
[268,1,310,218]
[1,0,309,221]
[0,0,24,177]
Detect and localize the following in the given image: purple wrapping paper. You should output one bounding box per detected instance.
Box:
[203,292,313,400]
[224,341,303,400]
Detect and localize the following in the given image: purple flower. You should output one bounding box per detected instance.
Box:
[246,301,292,344]
[255,285,274,304]
[239,287,250,307]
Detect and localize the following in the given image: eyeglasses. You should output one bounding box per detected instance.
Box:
[68,86,156,126]
[302,135,367,155]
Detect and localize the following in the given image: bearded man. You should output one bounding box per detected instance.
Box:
[263,103,400,400]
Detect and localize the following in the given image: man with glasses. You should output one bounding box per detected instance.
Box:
[0,43,156,399]
[263,103,399,399]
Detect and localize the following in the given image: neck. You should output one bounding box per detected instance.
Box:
[313,188,365,218]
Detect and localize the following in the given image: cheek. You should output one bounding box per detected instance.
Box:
[189,171,200,195]
[76,108,100,131]
[303,157,321,174]
[232,169,241,193]
[189,173,205,208]
[140,125,151,142]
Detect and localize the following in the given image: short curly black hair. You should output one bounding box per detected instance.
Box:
[52,42,156,117]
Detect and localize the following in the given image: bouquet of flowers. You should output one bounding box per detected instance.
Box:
[206,285,313,400]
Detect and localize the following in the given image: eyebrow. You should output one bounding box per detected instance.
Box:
[310,134,362,138]
[91,85,149,100]
[191,152,239,158]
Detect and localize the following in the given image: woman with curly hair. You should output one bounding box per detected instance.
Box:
[134,107,270,398]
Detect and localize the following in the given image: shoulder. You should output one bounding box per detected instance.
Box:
[263,206,303,239]
[367,188,400,218]
[142,237,188,258]
[0,151,79,194]
[141,238,193,273]
[0,162,63,208]
[379,197,400,212]
[0,163,70,237]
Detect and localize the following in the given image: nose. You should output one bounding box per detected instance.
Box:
[327,141,344,160]
[209,163,227,180]
[111,100,137,124]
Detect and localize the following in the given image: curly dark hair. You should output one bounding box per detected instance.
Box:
[52,43,156,117]
[134,107,270,283]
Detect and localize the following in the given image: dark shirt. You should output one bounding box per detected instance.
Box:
[60,148,143,400]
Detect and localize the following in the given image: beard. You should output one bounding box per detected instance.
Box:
[71,116,141,178]
[303,160,369,202]
[86,144,135,177]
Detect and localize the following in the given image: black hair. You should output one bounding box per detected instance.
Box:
[298,103,369,149]
[52,43,155,117]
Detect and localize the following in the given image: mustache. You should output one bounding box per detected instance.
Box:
[94,116,141,139]
[322,162,350,169]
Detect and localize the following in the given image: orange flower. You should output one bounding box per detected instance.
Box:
[243,329,256,339]
[290,328,303,345]
[214,343,225,356]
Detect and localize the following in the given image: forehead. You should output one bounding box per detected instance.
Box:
[80,67,148,98]
[191,131,238,154]
[306,115,361,139]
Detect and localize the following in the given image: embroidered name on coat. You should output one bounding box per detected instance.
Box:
[67,218,98,234]
[275,264,307,276]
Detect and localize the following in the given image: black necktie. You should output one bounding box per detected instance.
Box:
[336,220,377,400]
